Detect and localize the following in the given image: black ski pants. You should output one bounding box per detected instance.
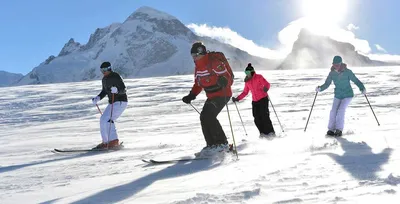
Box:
[200,96,230,147]
[252,96,275,135]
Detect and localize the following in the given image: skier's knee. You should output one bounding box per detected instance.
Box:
[200,112,207,122]
[200,112,215,122]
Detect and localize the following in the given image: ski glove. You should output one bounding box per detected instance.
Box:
[361,89,366,95]
[232,97,239,102]
[92,96,100,105]
[111,86,118,94]
[263,87,268,93]
[315,86,321,92]
[182,92,196,104]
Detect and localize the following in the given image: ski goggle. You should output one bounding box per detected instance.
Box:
[245,70,252,75]
[191,53,204,58]
[100,66,111,73]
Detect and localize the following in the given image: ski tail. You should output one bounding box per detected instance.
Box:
[142,157,209,165]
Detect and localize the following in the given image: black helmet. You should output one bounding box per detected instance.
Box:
[190,42,207,55]
[100,61,112,72]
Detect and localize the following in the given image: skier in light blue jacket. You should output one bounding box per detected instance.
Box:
[316,56,366,137]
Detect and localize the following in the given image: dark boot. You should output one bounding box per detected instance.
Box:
[326,130,335,136]
[335,130,343,137]
[92,142,107,150]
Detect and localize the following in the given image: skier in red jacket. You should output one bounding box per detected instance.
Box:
[182,42,234,156]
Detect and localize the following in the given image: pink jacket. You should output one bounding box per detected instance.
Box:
[237,73,270,102]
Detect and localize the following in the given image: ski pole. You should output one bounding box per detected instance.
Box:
[225,98,238,159]
[268,96,284,132]
[304,91,318,132]
[364,94,380,126]
[220,88,238,159]
[363,93,389,147]
[233,102,248,136]
[107,93,115,149]
[190,103,201,114]
[96,104,103,115]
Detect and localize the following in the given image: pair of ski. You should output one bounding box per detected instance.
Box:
[54,143,251,165]
[53,144,227,164]
[54,148,228,165]
[53,142,124,153]
[142,150,255,165]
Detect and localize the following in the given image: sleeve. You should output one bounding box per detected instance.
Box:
[107,73,127,95]
[261,75,270,90]
[116,74,127,94]
[237,82,250,101]
[349,70,365,91]
[190,72,203,96]
[98,83,107,100]
[319,72,333,92]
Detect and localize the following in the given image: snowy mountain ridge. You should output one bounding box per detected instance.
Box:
[14,6,275,86]
[5,6,395,87]
[0,71,23,87]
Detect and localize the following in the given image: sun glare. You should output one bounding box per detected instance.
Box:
[302,0,348,24]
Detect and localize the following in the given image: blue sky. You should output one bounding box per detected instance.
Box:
[1,0,399,74]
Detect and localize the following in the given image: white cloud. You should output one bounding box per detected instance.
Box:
[368,53,400,63]
[278,17,371,54]
[375,44,387,53]
[187,18,399,64]
[186,23,286,59]
[347,23,359,31]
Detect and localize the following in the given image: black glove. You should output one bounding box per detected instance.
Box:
[217,76,228,88]
[182,92,196,104]
[232,97,239,102]
[263,87,268,93]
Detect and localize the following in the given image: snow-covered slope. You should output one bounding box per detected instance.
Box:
[0,71,23,87]
[1,67,400,203]
[15,6,275,86]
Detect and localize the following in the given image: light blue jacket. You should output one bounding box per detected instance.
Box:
[319,64,365,99]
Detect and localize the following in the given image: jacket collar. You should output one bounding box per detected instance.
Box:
[331,63,347,73]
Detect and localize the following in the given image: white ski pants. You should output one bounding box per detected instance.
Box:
[328,97,352,131]
[100,101,128,143]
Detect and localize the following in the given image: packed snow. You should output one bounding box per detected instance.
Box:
[1,67,399,203]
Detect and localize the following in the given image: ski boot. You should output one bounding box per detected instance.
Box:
[326,130,335,136]
[334,130,343,137]
[194,145,213,158]
[92,142,107,150]
[92,139,122,150]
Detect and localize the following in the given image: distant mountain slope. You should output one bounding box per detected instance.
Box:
[277,29,395,69]
[0,71,23,87]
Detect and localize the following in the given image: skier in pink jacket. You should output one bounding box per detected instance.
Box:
[232,63,275,138]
